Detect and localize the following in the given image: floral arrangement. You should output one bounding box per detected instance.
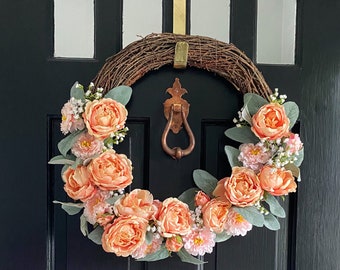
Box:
[49,83,303,265]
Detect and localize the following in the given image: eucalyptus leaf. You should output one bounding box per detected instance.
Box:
[193,169,218,196]
[48,154,75,165]
[53,200,84,215]
[71,157,83,169]
[225,126,259,144]
[70,81,85,101]
[285,163,301,182]
[294,148,304,167]
[264,213,281,230]
[145,231,154,245]
[137,245,170,262]
[233,206,264,227]
[57,130,84,157]
[215,231,232,243]
[178,187,200,210]
[224,146,242,168]
[106,194,124,205]
[177,248,206,265]
[243,93,268,115]
[88,226,104,245]
[241,105,252,124]
[263,193,286,218]
[104,85,132,105]
[80,214,89,236]
[283,101,299,128]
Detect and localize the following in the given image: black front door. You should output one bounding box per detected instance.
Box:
[0,1,339,270]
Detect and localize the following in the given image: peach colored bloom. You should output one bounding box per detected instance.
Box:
[258,165,297,196]
[238,143,271,172]
[62,166,96,202]
[151,200,162,220]
[158,198,192,237]
[182,227,216,256]
[60,100,85,135]
[224,208,252,236]
[285,133,303,154]
[83,98,127,140]
[71,132,104,160]
[201,199,230,233]
[213,177,230,202]
[224,167,263,207]
[83,190,113,224]
[195,191,211,207]
[101,215,148,257]
[114,189,158,219]
[165,236,183,252]
[88,150,133,191]
[251,103,290,140]
[132,233,163,259]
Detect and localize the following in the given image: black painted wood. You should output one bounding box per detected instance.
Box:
[0,0,339,269]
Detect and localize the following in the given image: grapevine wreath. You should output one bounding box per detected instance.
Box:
[49,33,303,265]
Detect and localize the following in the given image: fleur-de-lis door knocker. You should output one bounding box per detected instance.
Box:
[161,78,195,159]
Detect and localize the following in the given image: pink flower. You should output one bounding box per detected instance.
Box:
[238,143,271,173]
[131,234,163,259]
[224,208,252,236]
[182,227,216,256]
[285,133,303,154]
[71,132,104,160]
[60,100,84,135]
[83,190,113,224]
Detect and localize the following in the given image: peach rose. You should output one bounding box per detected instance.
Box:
[83,98,127,140]
[165,236,183,252]
[213,177,230,202]
[114,189,157,219]
[259,165,297,196]
[158,198,192,237]
[102,215,148,257]
[62,165,96,202]
[83,190,112,224]
[224,167,263,207]
[195,191,211,207]
[88,150,133,191]
[251,103,290,140]
[202,199,230,233]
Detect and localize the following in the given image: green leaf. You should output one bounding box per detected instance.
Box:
[70,81,85,101]
[224,146,242,168]
[80,214,89,236]
[283,101,299,128]
[104,85,132,105]
[241,105,252,124]
[57,130,84,156]
[264,193,286,218]
[177,248,206,265]
[145,231,154,245]
[243,93,268,115]
[225,126,259,144]
[71,157,83,169]
[178,187,200,210]
[233,206,264,227]
[215,231,232,243]
[88,226,104,245]
[264,213,280,230]
[193,169,218,196]
[48,154,75,165]
[53,200,84,215]
[285,163,301,182]
[137,244,170,262]
[106,194,124,205]
[294,148,304,167]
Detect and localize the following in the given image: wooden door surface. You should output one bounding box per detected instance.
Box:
[0,1,339,270]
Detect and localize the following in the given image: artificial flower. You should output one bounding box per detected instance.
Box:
[224,208,252,236]
[182,227,216,256]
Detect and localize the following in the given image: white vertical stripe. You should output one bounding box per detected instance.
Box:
[123,0,162,48]
[54,0,94,58]
[256,0,296,64]
[190,0,230,43]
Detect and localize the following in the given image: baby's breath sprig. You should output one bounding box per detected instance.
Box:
[233,107,250,128]
[104,127,129,149]
[270,88,287,105]
[85,83,105,102]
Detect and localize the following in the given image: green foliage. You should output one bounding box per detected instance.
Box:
[70,81,85,101]
[225,126,259,144]
[80,214,88,236]
[264,213,280,230]
[294,148,304,167]
[193,169,218,196]
[145,231,154,245]
[224,146,242,168]
[48,154,75,165]
[233,206,264,227]
[137,244,170,262]
[285,163,301,182]
[106,194,124,205]
[263,193,286,218]
[88,226,104,245]
[283,101,299,128]
[178,187,200,210]
[243,93,268,115]
[57,130,84,156]
[104,85,132,105]
[215,231,232,243]
[177,248,206,265]
[53,200,83,215]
